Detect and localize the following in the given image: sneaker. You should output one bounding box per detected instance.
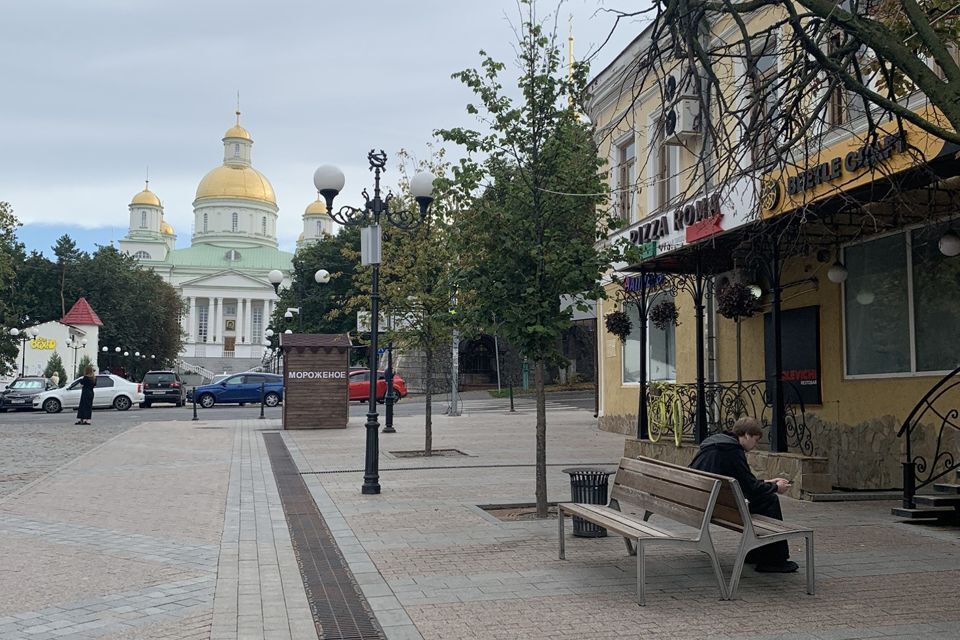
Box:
[755,560,799,573]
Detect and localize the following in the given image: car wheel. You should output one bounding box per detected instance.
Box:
[113,396,132,411]
[43,398,62,414]
[199,394,216,409]
[264,392,280,407]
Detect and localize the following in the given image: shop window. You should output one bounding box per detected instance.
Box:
[844,224,960,376]
[622,294,676,383]
[617,138,636,224]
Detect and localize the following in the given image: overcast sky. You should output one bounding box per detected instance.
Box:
[0,0,646,254]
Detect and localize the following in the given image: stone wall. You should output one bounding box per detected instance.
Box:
[622,438,831,499]
[598,414,637,437]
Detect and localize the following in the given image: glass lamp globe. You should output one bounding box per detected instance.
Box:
[29,327,40,337]
[267,269,284,286]
[101,346,108,352]
[855,291,876,305]
[81,339,87,346]
[940,230,960,257]
[265,328,274,337]
[827,262,848,284]
[284,329,293,334]
[115,347,121,353]
[9,328,18,337]
[134,351,140,357]
[313,165,345,196]
[315,269,330,284]
[410,171,436,199]
[123,351,129,357]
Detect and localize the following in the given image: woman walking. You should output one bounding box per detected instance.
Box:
[76,365,95,425]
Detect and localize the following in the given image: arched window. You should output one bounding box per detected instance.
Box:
[233,143,240,157]
[262,217,267,235]
[133,250,151,260]
[316,219,323,236]
[231,212,238,232]
[140,211,147,228]
[203,213,208,232]
[225,249,241,261]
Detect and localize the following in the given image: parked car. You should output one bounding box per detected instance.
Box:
[348,369,408,403]
[140,370,186,407]
[32,374,144,413]
[0,377,57,412]
[193,373,284,408]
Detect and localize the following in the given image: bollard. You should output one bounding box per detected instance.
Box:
[382,344,396,433]
[509,384,515,412]
[522,361,529,390]
[191,387,199,421]
[259,381,265,420]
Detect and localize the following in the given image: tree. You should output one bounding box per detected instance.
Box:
[53,235,82,319]
[43,352,67,387]
[77,354,93,379]
[438,2,620,516]
[0,202,26,376]
[373,149,459,456]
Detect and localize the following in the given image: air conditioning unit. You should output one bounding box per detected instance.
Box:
[663,97,701,146]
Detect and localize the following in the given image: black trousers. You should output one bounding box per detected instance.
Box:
[746,493,790,564]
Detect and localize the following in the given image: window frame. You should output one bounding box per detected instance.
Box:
[615,135,637,224]
[620,296,677,386]
[841,221,958,379]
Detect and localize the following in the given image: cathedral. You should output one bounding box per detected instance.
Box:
[118,113,333,374]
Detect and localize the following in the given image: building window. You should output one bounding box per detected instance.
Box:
[617,138,636,224]
[234,143,240,157]
[251,307,263,344]
[203,213,208,233]
[316,219,323,236]
[140,211,147,228]
[231,212,238,232]
[622,294,676,383]
[827,33,847,127]
[224,303,237,317]
[844,222,960,376]
[198,305,209,343]
[262,216,267,235]
[655,123,675,210]
[751,35,779,163]
[133,250,151,260]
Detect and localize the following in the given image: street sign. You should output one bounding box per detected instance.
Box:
[377,348,385,355]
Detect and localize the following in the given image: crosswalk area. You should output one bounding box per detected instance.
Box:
[443,390,595,415]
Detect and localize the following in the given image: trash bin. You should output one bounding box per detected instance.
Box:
[562,467,615,537]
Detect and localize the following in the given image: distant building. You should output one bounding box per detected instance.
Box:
[118,113,332,373]
[13,298,102,380]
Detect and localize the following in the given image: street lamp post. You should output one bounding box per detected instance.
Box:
[268,269,330,334]
[313,150,435,495]
[9,326,40,376]
[67,337,87,379]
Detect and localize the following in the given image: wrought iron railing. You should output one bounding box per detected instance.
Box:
[647,379,813,455]
[898,365,960,509]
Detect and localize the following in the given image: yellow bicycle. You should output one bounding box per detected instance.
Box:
[648,385,683,447]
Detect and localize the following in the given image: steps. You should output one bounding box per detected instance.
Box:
[893,469,960,522]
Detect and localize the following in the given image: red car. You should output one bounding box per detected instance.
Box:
[348,369,408,403]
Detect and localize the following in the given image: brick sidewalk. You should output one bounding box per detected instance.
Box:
[0,401,957,639]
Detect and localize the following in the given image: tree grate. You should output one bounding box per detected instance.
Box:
[263,432,385,640]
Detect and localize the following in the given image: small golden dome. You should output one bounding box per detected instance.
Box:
[304,197,328,216]
[223,125,252,141]
[131,188,161,207]
[160,221,175,235]
[297,232,305,241]
[195,165,276,205]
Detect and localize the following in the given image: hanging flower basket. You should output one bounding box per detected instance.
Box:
[717,282,760,321]
[605,310,632,342]
[649,301,680,330]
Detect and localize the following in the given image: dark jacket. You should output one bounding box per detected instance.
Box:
[77,375,95,420]
[689,432,777,502]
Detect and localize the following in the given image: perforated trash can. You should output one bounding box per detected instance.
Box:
[563,467,615,537]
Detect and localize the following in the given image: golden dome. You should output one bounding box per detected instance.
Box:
[160,221,175,235]
[304,197,328,215]
[131,188,161,207]
[297,232,305,241]
[223,124,252,141]
[195,165,276,205]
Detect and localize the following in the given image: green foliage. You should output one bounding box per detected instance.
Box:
[53,235,82,319]
[43,352,67,387]
[77,354,93,379]
[0,202,26,376]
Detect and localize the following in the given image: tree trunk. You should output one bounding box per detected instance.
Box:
[424,343,433,456]
[534,358,548,518]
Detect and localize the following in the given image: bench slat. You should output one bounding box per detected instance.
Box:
[619,457,718,492]
[560,504,694,541]
[613,468,714,512]
[611,483,712,529]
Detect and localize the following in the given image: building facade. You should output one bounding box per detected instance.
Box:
[588,15,960,501]
[118,114,332,373]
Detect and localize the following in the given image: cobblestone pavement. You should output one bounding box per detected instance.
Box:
[2,394,958,640]
[287,403,960,640]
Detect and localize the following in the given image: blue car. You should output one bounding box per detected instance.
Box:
[193,372,283,408]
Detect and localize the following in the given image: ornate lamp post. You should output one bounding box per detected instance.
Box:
[67,337,87,379]
[9,326,40,376]
[313,150,435,495]
[268,268,330,333]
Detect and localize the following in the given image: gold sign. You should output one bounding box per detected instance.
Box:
[30,337,56,350]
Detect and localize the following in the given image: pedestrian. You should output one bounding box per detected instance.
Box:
[689,417,798,573]
[50,371,60,388]
[75,365,95,426]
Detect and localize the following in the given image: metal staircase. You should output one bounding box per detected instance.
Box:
[891,364,960,522]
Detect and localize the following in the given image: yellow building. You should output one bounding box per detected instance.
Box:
[587,19,960,513]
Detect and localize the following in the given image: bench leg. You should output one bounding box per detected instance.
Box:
[805,532,815,595]
[727,541,750,600]
[636,541,646,606]
[558,509,565,560]
[704,547,728,601]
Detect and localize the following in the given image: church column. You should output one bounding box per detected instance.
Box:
[188,297,197,343]
[236,298,245,344]
[206,298,214,343]
[214,297,223,343]
[245,297,254,344]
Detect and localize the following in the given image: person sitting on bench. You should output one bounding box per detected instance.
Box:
[689,417,798,573]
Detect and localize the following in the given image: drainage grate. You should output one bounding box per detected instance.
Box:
[263,433,385,640]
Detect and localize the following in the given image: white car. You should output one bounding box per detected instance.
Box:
[32,374,145,413]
